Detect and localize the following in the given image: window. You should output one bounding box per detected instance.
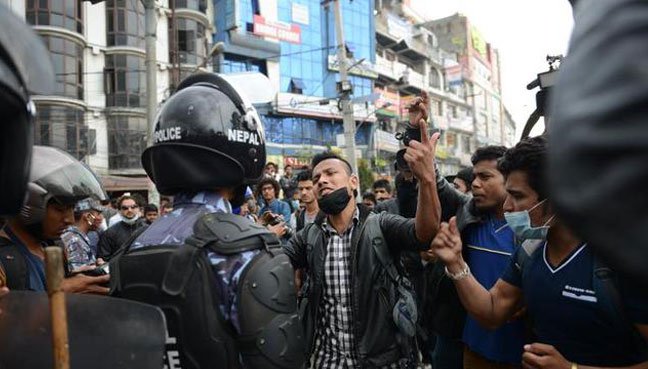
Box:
[174,0,207,12]
[33,104,88,159]
[41,35,84,100]
[221,55,264,74]
[461,135,471,154]
[290,78,305,94]
[26,0,83,34]
[446,131,457,148]
[108,114,147,169]
[429,67,441,89]
[174,17,206,65]
[105,54,146,107]
[106,0,144,48]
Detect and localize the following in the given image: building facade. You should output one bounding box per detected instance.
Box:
[424,13,510,150]
[213,0,377,168]
[7,0,517,188]
[5,0,213,193]
[374,1,478,176]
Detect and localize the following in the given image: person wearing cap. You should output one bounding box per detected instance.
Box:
[61,198,105,272]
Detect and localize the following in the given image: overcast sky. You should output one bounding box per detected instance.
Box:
[410,0,574,136]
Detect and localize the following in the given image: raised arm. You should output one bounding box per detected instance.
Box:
[402,92,441,243]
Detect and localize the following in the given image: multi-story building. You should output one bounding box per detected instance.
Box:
[212,0,377,168]
[5,0,213,194]
[424,13,511,150]
[374,1,476,176]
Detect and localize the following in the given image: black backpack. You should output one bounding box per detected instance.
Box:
[110,212,304,369]
[0,238,28,290]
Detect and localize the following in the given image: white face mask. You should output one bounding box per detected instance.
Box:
[496,199,555,242]
[121,214,140,225]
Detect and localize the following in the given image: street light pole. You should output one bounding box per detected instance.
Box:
[331,0,358,177]
[143,0,159,206]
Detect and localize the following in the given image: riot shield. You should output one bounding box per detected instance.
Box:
[0,291,166,369]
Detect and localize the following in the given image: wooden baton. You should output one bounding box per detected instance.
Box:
[45,247,70,369]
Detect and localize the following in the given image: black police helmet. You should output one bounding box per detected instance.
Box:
[142,73,266,195]
[20,146,107,227]
[0,6,55,217]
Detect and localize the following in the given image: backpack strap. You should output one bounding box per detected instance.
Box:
[108,225,150,294]
[592,256,647,352]
[0,238,28,290]
[296,209,305,231]
[365,213,401,285]
[515,239,545,274]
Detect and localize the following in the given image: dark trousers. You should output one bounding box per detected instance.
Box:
[431,334,463,369]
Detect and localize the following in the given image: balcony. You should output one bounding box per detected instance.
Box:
[375,55,410,81]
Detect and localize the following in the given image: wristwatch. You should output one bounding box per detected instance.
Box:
[444,262,471,280]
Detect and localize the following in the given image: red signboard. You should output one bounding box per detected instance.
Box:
[253,15,301,44]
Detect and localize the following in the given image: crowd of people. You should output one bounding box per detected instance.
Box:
[2,1,648,368]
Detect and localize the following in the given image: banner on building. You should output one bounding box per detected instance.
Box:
[374,87,400,116]
[327,55,379,79]
[445,64,463,87]
[374,129,400,153]
[253,15,301,44]
[470,26,487,58]
[276,93,374,121]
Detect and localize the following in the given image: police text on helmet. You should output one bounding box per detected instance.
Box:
[153,127,182,143]
[228,129,260,145]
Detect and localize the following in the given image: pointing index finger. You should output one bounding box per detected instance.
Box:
[418,91,429,144]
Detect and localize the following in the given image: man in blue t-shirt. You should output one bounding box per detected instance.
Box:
[432,136,648,368]
[433,144,526,369]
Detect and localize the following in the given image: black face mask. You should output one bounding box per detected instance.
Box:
[317,187,351,215]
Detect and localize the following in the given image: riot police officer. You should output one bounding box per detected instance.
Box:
[0,146,110,293]
[0,5,54,220]
[112,73,304,369]
[0,6,109,293]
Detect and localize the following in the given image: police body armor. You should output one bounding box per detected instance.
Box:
[110,212,304,369]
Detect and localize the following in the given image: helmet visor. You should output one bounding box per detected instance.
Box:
[31,146,107,205]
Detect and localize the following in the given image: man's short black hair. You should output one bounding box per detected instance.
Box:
[455,167,475,185]
[284,164,292,170]
[257,177,280,197]
[372,179,392,194]
[117,195,137,208]
[471,145,507,165]
[265,162,278,170]
[362,192,376,204]
[144,204,158,213]
[311,151,353,174]
[498,136,548,200]
[296,170,313,183]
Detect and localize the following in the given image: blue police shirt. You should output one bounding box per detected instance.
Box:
[501,243,648,366]
[131,191,258,334]
[462,215,526,364]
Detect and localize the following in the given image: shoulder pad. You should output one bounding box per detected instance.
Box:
[191,212,281,255]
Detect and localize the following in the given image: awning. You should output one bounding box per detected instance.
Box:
[100,175,150,192]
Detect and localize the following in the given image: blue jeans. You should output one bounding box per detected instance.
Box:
[431,334,463,369]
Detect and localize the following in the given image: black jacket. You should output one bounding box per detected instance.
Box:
[97,219,146,261]
[284,205,426,367]
[425,171,485,339]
